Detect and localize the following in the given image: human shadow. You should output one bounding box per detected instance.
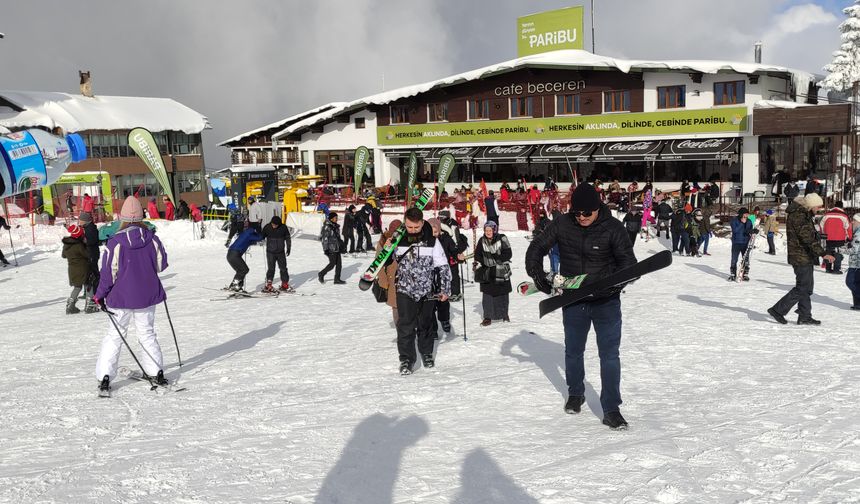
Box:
[0,296,65,316]
[11,249,49,267]
[339,262,360,281]
[754,278,852,310]
[677,294,770,322]
[685,262,729,281]
[452,448,539,504]
[0,277,9,284]
[290,269,320,289]
[159,272,178,281]
[177,321,284,376]
[315,413,429,504]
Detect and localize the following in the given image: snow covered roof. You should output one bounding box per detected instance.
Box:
[273,49,817,138]
[0,90,210,134]
[218,102,348,146]
[754,100,814,109]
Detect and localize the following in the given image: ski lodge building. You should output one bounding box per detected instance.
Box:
[222,50,854,202]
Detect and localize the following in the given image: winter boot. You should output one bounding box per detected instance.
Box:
[441,320,451,333]
[564,395,585,414]
[742,274,750,281]
[261,281,275,293]
[480,319,491,326]
[399,361,413,375]
[333,278,346,285]
[280,282,294,293]
[154,370,168,386]
[65,298,80,315]
[84,298,100,314]
[797,317,821,325]
[318,272,325,284]
[421,354,435,369]
[602,411,629,430]
[767,307,787,325]
[98,375,111,397]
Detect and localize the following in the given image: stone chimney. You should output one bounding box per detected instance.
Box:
[79,71,93,97]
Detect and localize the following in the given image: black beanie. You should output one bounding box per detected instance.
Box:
[328,211,338,220]
[738,207,749,217]
[570,184,601,212]
[271,216,282,225]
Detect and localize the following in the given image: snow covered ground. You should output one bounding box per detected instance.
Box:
[1,220,858,503]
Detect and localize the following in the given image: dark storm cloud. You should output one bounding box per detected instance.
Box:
[0,1,841,167]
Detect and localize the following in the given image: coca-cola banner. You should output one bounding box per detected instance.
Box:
[474,145,535,164]
[592,140,665,162]
[658,138,739,161]
[426,146,480,162]
[530,143,597,163]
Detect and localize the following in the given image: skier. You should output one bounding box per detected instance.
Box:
[226,226,264,292]
[762,209,780,255]
[438,209,469,301]
[225,206,243,248]
[767,193,835,325]
[93,196,170,394]
[79,211,101,313]
[729,208,755,281]
[0,215,11,267]
[484,190,500,228]
[474,221,512,326]
[318,212,345,284]
[342,205,357,254]
[163,196,175,221]
[820,201,852,274]
[525,183,637,429]
[61,225,89,314]
[655,199,673,239]
[846,213,860,310]
[387,207,451,375]
[622,206,642,245]
[247,196,263,234]
[261,215,292,292]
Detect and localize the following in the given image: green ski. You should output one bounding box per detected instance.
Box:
[517,273,588,296]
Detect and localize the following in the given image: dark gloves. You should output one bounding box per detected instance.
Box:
[532,271,552,295]
[752,228,760,234]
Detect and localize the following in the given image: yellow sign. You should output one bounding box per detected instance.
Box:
[518,6,585,57]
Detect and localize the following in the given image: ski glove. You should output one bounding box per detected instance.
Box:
[532,272,552,295]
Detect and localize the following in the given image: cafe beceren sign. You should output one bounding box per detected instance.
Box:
[494,79,586,97]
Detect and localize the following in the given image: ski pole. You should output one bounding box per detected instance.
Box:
[7,228,17,266]
[162,300,182,367]
[105,310,156,388]
[460,261,467,342]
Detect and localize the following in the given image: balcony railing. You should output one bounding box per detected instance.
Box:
[231,150,299,165]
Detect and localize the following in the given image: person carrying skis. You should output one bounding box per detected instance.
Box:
[474,221,512,326]
[525,183,637,430]
[79,211,101,313]
[318,212,345,284]
[846,213,860,310]
[0,215,11,267]
[93,196,170,394]
[261,215,292,292]
[767,193,835,325]
[820,201,852,274]
[375,220,402,324]
[226,226,264,292]
[61,224,89,314]
[388,207,451,375]
[342,205,357,253]
[728,208,755,281]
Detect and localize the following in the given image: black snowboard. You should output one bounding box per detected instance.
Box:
[538,250,673,318]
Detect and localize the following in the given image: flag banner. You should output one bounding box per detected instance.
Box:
[129,128,173,201]
[406,152,418,206]
[437,153,456,196]
[354,146,370,198]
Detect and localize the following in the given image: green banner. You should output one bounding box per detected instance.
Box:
[518,6,584,57]
[353,146,370,197]
[128,127,173,201]
[378,107,748,145]
[406,152,418,206]
[437,153,456,196]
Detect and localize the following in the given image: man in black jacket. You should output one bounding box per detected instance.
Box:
[655,200,673,239]
[356,204,373,252]
[261,216,292,292]
[78,211,101,312]
[525,183,637,430]
[342,205,357,254]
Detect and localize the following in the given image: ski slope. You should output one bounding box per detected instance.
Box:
[0,220,858,503]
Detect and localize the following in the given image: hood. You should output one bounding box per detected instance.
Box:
[113,225,156,250]
[61,237,83,246]
[785,200,808,217]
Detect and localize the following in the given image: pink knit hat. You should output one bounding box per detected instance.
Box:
[427,218,441,234]
[120,196,144,223]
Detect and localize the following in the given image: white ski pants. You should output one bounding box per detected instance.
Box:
[95,306,163,381]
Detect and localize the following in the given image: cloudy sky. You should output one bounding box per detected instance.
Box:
[0,0,849,167]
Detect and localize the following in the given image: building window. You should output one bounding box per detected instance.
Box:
[556,94,581,115]
[510,96,534,118]
[714,81,745,105]
[657,85,686,109]
[428,102,448,122]
[176,170,203,193]
[604,90,631,112]
[169,132,202,155]
[390,105,409,124]
[354,117,366,129]
[468,99,490,120]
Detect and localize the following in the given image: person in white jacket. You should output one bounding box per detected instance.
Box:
[247,196,263,234]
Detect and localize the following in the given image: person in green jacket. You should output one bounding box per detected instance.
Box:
[61,225,90,314]
[767,194,835,325]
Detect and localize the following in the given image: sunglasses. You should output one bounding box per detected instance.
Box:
[572,210,594,218]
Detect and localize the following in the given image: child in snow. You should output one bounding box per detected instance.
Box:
[847,214,860,310]
[93,196,170,394]
[61,225,89,314]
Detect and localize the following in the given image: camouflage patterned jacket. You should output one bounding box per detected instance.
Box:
[784,201,825,266]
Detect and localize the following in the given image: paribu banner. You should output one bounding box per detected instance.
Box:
[128,127,174,201]
[517,6,584,57]
[406,152,418,206]
[378,107,748,146]
[437,153,456,196]
[353,146,370,197]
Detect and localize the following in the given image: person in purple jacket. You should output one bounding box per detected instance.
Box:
[93,196,169,394]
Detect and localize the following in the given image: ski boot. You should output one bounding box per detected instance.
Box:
[421,354,435,369]
[399,361,413,375]
[261,281,276,293]
[227,279,244,292]
[154,370,168,386]
[84,298,100,314]
[279,282,294,293]
[65,298,81,315]
[98,375,111,398]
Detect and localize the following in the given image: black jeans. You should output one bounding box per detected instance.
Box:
[266,252,289,283]
[396,293,436,364]
[227,250,249,284]
[320,251,342,280]
[356,223,372,251]
[772,264,814,319]
[825,240,845,272]
[342,229,355,253]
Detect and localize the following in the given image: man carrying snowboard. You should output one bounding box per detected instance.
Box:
[525,183,636,429]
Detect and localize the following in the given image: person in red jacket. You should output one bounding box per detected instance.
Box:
[820,201,852,274]
[163,196,175,221]
[146,197,160,219]
[81,193,95,213]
